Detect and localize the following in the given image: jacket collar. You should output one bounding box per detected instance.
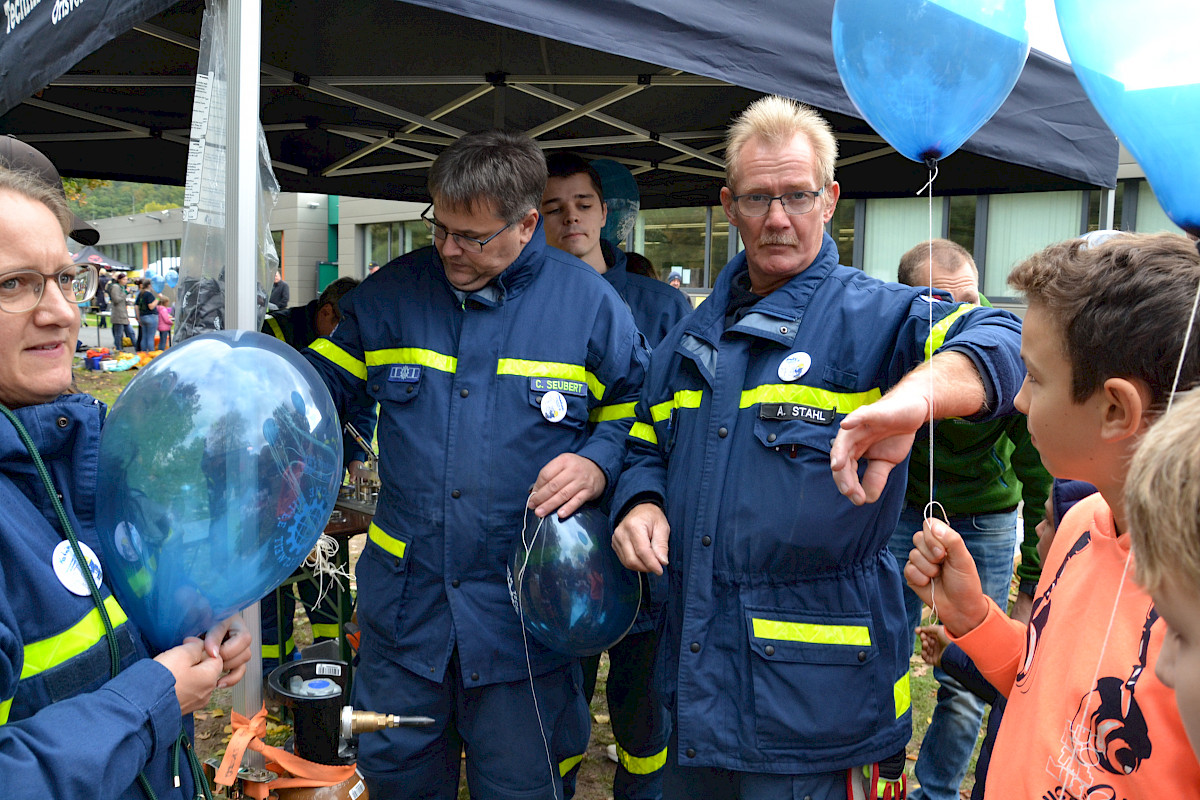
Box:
[600,239,629,293]
[0,394,103,466]
[435,218,549,308]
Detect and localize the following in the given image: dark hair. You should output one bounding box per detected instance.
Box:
[428,130,547,225]
[897,238,975,287]
[545,152,604,203]
[1009,233,1200,407]
[624,251,657,280]
[317,276,361,323]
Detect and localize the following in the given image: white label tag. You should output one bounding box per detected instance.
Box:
[316,663,343,677]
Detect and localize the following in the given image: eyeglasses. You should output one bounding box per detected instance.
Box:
[421,205,513,253]
[731,189,825,217]
[0,263,98,313]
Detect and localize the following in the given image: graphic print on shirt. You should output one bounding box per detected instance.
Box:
[1017,531,1091,690]
[1050,605,1159,797]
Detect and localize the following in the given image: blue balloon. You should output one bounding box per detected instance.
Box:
[507,505,641,657]
[165,269,179,288]
[832,0,1030,163]
[95,330,343,651]
[1056,1,1200,234]
[151,275,165,293]
[591,158,640,245]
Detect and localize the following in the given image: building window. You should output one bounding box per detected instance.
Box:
[829,198,856,268]
[365,220,432,271]
[983,191,1084,299]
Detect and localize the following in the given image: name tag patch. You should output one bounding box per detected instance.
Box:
[530,377,587,397]
[758,403,835,425]
[389,365,422,383]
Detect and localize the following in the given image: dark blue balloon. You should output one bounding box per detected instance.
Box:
[1057,1,1200,235]
[95,330,343,651]
[508,505,641,657]
[832,0,1030,163]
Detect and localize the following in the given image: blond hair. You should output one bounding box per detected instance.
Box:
[725,95,838,192]
[1127,387,1200,594]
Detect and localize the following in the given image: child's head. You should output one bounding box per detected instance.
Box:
[1126,386,1200,761]
[1008,233,1200,482]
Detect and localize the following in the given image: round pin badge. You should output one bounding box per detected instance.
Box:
[113,521,143,562]
[541,390,568,423]
[778,351,812,382]
[52,539,104,596]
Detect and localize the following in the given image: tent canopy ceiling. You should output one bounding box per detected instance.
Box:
[0,0,1117,208]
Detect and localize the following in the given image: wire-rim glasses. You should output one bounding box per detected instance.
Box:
[421,204,514,253]
[731,188,825,217]
[0,262,99,313]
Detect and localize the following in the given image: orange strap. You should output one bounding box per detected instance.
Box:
[214,705,358,799]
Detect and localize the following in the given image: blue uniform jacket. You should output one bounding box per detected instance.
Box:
[306,224,648,686]
[0,395,193,799]
[601,241,693,348]
[612,233,1024,774]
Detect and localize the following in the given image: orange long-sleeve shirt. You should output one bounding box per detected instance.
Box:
[953,492,1200,798]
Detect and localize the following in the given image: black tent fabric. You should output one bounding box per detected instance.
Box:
[71,244,133,272]
[0,0,1117,207]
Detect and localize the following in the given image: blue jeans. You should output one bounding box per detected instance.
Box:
[886,504,1017,800]
[112,322,135,351]
[138,314,159,350]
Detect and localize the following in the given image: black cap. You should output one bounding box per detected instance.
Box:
[0,135,100,246]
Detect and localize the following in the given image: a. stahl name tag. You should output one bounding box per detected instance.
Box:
[388,364,422,383]
[530,377,587,397]
[758,402,835,425]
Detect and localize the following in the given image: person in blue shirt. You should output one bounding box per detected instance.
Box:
[305,130,649,800]
[610,96,1024,800]
[542,153,690,800]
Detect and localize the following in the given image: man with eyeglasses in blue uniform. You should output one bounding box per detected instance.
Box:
[305,130,649,800]
[610,96,1025,800]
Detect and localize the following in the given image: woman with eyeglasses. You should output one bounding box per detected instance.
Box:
[0,168,251,799]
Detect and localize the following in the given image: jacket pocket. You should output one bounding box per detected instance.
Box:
[744,605,882,748]
[367,365,423,406]
[355,523,412,646]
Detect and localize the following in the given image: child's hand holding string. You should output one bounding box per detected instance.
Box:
[904,517,990,638]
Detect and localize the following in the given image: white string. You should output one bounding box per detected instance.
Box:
[514,509,560,800]
[303,534,352,610]
[923,160,939,624]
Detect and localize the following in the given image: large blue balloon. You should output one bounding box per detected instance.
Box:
[165,269,179,288]
[508,505,641,657]
[591,158,640,246]
[1056,1,1200,235]
[95,330,343,651]
[832,0,1030,163]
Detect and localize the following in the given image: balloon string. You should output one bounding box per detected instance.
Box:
[924,158,939,625]
[516,509,560,800]
[303,534,351,611]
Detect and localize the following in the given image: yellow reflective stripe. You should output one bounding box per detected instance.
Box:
[924,303,974,361]
[559,752,585,777]
[616,743,668,775]
[310,338,367,381]
[589,401,637,423]
[262,637,296,660]
[365,347,457,374]
[310,624,340,639]
[265,315,286,342]
[750,617,872,647]
[740,384,881,414]
[0,696,10,725]
[369,522,407,559]
[21,595,129,681]
[496,358,605,401]
[650,389,703,423]
[895,672,911,718]
[629,422,658,444]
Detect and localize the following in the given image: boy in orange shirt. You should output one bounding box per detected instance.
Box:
[905,233,1200,798]
[1127,386,1200,763]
